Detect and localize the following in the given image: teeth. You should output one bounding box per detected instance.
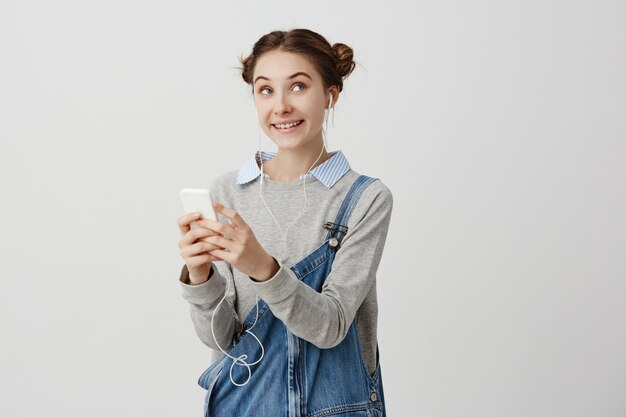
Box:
[275,120,302,129]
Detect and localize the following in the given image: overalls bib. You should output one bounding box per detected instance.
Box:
[198,175,387,417]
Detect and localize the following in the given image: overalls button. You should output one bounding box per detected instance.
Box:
[370,392,377,401]
[328,237,339,247]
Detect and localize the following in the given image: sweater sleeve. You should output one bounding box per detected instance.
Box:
[179,261,242,351]
[248,181,393,349]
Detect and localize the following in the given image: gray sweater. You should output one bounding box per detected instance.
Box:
[179,166,393,376]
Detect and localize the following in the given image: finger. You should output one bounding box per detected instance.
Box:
[208,248,232,264]
[212,202,246,229]
[186,254,220,269]
[177,212,202,235]
[189,252,224,268]
[179,229,211,249]
[180,227,220,247]
[196,217,236,237]
[181,241,223,258]
[204,235,235,252]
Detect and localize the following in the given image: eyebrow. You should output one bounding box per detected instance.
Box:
[253,72,312,85]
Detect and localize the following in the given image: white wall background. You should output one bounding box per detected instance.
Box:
[1,1,625,416]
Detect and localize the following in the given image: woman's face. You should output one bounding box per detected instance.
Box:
[252,50,334,151]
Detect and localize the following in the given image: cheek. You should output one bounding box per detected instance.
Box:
[256,104,271,122]
[307,104,326,124]
[299,98,321,116]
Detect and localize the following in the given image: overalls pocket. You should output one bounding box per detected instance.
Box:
[198,358,225,417]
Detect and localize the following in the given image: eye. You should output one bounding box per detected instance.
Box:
[258,87,272,95]
[293,82,306,92]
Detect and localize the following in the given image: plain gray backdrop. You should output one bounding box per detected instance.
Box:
[1,0,625,416]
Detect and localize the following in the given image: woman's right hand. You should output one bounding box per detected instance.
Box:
[177,212,224,285]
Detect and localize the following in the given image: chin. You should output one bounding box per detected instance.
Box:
[270,140,306,151]
[267,134,310,149]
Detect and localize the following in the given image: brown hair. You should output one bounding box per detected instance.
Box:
[239,28,356,93]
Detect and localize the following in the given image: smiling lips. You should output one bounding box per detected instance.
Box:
[273,120,303,130]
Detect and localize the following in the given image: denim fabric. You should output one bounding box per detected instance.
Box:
[198,175,387,417]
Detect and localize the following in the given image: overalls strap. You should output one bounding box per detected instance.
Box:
[324,175,379,246]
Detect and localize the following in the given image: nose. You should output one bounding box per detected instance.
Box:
[273,92,292,115]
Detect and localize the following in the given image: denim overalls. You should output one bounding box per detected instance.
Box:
[198,175,387,417]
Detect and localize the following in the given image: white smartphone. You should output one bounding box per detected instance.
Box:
[180,188,217,229]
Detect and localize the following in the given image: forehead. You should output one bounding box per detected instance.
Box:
[253,50,320,81]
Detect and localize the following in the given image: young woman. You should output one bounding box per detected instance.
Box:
[177,28,393,417]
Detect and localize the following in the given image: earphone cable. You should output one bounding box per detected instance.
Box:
[209,94,334,386]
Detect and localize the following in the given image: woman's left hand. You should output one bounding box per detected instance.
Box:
[196,202,280,282]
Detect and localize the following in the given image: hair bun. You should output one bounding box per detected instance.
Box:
[240,54,253,84]
[240,29,356,92]
[332,43,356,79]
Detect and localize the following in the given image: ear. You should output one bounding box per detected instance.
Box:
[327,86,340,108]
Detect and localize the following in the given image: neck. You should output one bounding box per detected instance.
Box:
[263,137,330,183]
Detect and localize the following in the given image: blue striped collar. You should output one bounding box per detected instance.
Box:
[236,150,351,188]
